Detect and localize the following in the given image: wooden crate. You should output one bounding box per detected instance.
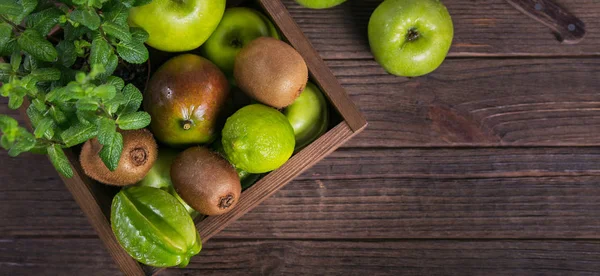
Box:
[17,0,367,275]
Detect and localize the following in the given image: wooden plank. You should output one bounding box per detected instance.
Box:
[4,148,600,239]
[220,176,600,239]
[284,0,600,58]
[326,58,600,147]
[301,147,600,179]
[0,238,120,275]
[3,238,600,275]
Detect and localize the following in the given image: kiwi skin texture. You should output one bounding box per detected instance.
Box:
[234,37,308,109]
[171,147,241,216]
[80,129,158,186]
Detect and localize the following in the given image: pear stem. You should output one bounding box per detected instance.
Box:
[182,120,193,130]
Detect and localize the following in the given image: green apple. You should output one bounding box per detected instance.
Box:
[368,0,453,77]
[295,0,347,9]
[129,0,226,52]
[201,7,280,74]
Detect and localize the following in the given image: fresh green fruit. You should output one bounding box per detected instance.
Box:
[111,186,201,268]
[128,0,226,52]
[171,147,241,216]
[144,54,230,147]
[211,138,261,190]
[284,82,329,151]
[234,37,308,109]
[368,0,454,77]
[201,7,280,75]
[80,129,158,186]
[137,148,198,216]
[222,104,295,173]
[295,0,347,9]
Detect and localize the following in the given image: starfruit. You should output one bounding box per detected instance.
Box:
[111,186,201,267]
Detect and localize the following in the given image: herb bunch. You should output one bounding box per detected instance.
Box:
[0,0,153,178]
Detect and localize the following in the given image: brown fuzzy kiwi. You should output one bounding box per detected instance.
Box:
[234,37,308,109]
[171,147,241,216]
[80,129,157,186]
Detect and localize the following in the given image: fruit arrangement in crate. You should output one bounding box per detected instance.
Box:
[0,0,458,273]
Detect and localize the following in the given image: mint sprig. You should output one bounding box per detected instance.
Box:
[0,0,152,177]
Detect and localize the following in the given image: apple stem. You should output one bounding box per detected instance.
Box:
[407,28,420,42]
[230,38,244,48]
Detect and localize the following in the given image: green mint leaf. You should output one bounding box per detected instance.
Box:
[75,97,99,111]
[105,76,124,91]
[11,0,38,25]
[89,36,111,67]
[134,0,151,7]
[116,40,148,64]
[0,23,13,53]
[31,67,61,81]
[104,92,123,115]
[23,54,39,72]
[116,111,150,130]
[49,106,68,126]
[76,109,97,125]
[91,84,116,100]
[60,122,97,147]
[102,1,128,24]
[8,93,24,109]
[32,98,46,112]
[29,140,47,154]
[130,27,149,43]
[26,104,43,126]
[25,7,61,36]
[56,40,77,67]
[103,52,118,77]
[99,131,122,171]
[119,83,142,115]
[0,38,18,56]
[18,29,58,62]
[0,62,11,82]
[10,51,21,72]
[63,23,89,41]
[33,117,54,139]
[47,144,73,178]
[0,0,22,17]
[69,8,100,30]
[96,117,116,145]
[102,21,131,42]
[8,128,36,157]
[0,114,18,131]
[45,86,68,102]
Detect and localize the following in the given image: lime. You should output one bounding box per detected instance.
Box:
[222,104,295,173]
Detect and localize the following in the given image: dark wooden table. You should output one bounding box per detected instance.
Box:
[2,0,600,275]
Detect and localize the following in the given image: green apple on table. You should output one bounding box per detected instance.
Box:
[368,0,454,77]
[201,7,280,74]
[128,0,226,52]
[295,0,347,9]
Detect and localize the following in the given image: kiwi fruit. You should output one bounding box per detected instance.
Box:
[171,147,241,216]
[234,37,308,109]
[80,129,158,186]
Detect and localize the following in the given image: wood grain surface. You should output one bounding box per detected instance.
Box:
[2,0,600,275]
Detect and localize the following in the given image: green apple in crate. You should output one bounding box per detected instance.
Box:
[202,7,280,74]
[128,0,226,52]
[295,0,347,9]
[369,0,454,77]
